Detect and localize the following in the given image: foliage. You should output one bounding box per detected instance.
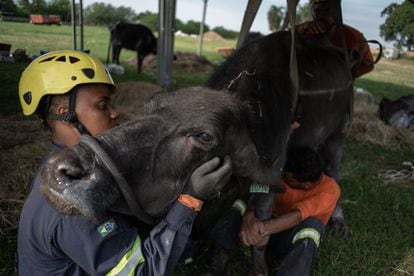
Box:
[180,19,209,35]
[175,18,185,33]
[136,10,158,31]
[212,26,238,39]
[16,0,47,16]
[267,3,311,32]
[0,0,21,16]
[47,0,71,22]
[380,1,414,51]
[84,2,137,26]
[267,5,285,32]
[297,3,312,24]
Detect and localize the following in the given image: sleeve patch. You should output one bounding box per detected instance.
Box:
[97,219,117,238]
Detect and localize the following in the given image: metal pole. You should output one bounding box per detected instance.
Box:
[71,0,77,50]
[197,0,208,56]
[237,0,262,49]
[157,0,176,89]
[79,0,84,51]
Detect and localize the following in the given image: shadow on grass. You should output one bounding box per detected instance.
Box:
[355,78,414,104]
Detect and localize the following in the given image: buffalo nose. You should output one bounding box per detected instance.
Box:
[46,149,87,188]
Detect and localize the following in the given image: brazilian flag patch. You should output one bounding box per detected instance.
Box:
[97,219,117,238]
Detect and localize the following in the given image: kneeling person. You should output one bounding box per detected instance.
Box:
[240,147,340,275]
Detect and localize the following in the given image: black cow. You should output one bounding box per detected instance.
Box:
[108,22,157,73]
[40,31,353,274]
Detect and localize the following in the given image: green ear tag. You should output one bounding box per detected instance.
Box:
[249,182,270,193]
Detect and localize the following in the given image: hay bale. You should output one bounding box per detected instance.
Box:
[112,81,162,122]
[0,114,49,232]
[349,102,414,148]
[130,52,216,73]
[203,31,223,41]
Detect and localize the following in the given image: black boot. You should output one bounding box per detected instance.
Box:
[274,239,316,276]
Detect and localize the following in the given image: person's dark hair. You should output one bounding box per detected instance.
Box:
[37,93,70,128]
[284,146,324,182]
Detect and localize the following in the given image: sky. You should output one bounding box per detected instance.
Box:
[83,0,404,48]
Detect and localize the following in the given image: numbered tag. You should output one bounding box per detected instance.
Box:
[249,182,270,193]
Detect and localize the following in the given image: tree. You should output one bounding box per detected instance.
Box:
[180,19,209,35]
[137,11,158,31]
[84,2,137,26]
[297,3,311,24]
[267,5,284,32]
[16,0,47,16]
[47,0,71,22]
[0,0,20,15]
[212,26,238,39]
[380,1,414,51]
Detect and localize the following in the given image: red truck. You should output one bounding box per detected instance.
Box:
[30,14,61,25]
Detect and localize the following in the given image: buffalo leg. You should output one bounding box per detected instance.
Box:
[137,52,145,73]
[112,45,121,64]
[201,207,243,276]
[319,125,349,238]
[251,192,276,275]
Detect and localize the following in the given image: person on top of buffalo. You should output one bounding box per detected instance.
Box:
[17,50,232,276]
[239,146,340,275]
[297,0,374,78]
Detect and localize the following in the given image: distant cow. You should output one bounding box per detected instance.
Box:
[108,22,157,73]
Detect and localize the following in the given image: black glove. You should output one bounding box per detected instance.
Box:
[183,156,232,201]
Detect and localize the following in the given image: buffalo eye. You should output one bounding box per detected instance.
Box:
[195,132,213,144]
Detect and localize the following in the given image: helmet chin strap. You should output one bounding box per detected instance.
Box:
[47,91,92,136]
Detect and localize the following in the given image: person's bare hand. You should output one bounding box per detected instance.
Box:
[239,210,266,246]
[299,20,328,35]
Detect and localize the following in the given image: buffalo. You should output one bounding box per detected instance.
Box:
[108,22,157,73]
[206,31,353,274]
[40,87,280,221]
[41,31,353,274]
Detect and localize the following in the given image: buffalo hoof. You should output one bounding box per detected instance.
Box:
[328,217,350,239]
[200,247,230,276]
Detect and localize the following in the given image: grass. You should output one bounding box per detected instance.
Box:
[1,21,414,275]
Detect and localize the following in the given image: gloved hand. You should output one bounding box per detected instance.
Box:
[183,156,232,201]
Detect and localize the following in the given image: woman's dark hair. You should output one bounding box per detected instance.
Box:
[284,147,324,182]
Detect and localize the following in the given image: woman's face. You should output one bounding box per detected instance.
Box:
[75,83,119,136]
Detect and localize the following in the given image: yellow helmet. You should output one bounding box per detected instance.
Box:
[19,50,115,116]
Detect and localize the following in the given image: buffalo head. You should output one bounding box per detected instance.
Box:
[40,87,282,221]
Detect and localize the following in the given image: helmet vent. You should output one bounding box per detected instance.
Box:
[69,56,80,64]
[82,68,95,79]
[39,56,55,63]
[56,56,66,62]
[23,92,32,105]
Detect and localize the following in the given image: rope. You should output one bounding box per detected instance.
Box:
[79,135,156,225]
[227,69,256,89]
[378,169,414,184]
